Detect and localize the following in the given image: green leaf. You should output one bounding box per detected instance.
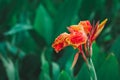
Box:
[41,0,56,16]
[104,34,112,41]
[97,53,120,80]
[39,49,51,80]
[57,46,75,70]
[58,71,71,80]
[17,32,38,53]
[79,0,97,20]
[4,24,32,35]
[34,4,53,45]
[110,36,120,63]
[41,49,49,74]
[39,72,51,80]
[92,42,107,71]
[75,63,90,80]
[6,42,25,59]
[29,30,47,48]
[0,42,7,58]
[52,62,60,80]
[0,55,15,80]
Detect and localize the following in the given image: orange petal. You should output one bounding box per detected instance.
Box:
[92,19,108,41]
[71,52,79,69]
[78,20,92,34]
[67,25,84,33]
[52,32,70,53]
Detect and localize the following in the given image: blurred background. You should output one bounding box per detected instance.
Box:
[0,0,120,80]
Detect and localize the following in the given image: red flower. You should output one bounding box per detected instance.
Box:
[52,19,107,68]
[52,19,107,53]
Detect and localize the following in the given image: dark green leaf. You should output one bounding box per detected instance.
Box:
[75,63,90,80]
[4,24,32,35]
[52,62,60,80]
[39,49,51,80]
[110,36,120,63]
[97,53,120,80]
[58,71,71,80]
[34,4,53,45]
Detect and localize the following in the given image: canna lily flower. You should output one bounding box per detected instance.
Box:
[52,19,107,68]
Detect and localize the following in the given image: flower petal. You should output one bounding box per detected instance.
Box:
[91,19,108,41]
[71,52,79,69]
[67,25,84,33]
[66,31,87,48]
[52,32,70,53]
[78,20,92,34]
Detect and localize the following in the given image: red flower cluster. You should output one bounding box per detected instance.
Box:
[52,19,107,53]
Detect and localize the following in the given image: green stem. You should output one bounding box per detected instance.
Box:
[78,44,97,80]
[88,57,97,80]
[87,46,97,80]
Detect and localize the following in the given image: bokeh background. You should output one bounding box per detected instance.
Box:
[0,0,120,80]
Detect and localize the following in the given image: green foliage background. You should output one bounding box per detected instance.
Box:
[0,0,120,80]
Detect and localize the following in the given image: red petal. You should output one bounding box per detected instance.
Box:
[52,32,70,53]
[78,20,92,34]
[66,32,87,48]
[91,19,108,42]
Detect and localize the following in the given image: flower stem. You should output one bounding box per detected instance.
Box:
[80,46,97,80]
[88,57,97,80]
[87,46,97,80]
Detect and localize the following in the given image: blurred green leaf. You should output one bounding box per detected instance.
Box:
[17,32,39,53]
[0,55,15,80]
[75,63,90,80]
[57,47,75,69]
[6,42,25,59]
[52,62,60,80]
[97,53,120,80]
[34,4,53,45]
[41,49,49,73]
[104,34,112,41]
[39,49,51,80]
[110,36,120,63]
[41,0,56,16]
[29,30,47,48]
[92,42,107,71]
[39,71,51,80]
[4,24,32,35]
[0,42,7,58]
[79,0,97,20]
[58,70,71,80]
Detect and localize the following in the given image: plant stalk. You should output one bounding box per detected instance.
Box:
[87,46,97,80]
[88,57,97,80]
